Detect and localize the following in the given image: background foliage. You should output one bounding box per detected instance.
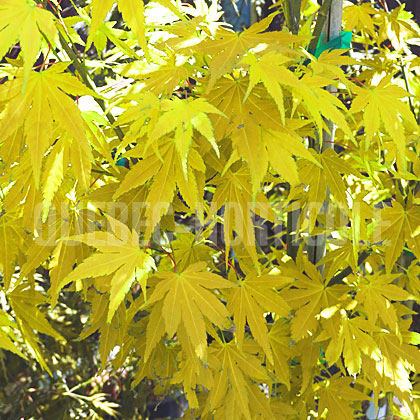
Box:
[1,0,420,419]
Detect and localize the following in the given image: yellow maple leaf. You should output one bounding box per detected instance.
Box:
[350,77,417,170]
[169,233,213,271]
[296,149,356,230]
[0,0,57,89]
[355,272,413,330]
[0,212,24,290]
[262,125,320,187]
[148,97,224,174]
[0,308,27,359]
[211,165,263,264]
[115,141,205,240]
[230,118,267,197]
[281,259,346,341]
[199,14,306,91]
[378,201,420,272]
[343,3,377,36]
[241,51,300,124]
[59,215,156,323]
[145,262,234,360]
[317,376,370,420]
[121,53,190,95]
[87,0,116,49]
[118,0,149,58]
[207,340,270,420]
[0,64,98,189]
[375,330,420,392]
[227,271,291,364]
[323,311,381,375]
[172,323,214,409]
[8,283,65,372]
[268,319,292,389]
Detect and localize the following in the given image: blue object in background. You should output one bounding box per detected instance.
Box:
[310,31,353,58]
[221,0,251,31]
[116,157,129,168]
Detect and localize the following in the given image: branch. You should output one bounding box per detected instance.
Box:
[58,32,125,142]
[327,250,370,286]
[285,0,302,35]
[308,0,334,52]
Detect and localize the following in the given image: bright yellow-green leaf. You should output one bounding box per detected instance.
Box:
[0,65,96,189]
[59,215,156,323]
[356,272,413,330]
[87,0,116,49]
[0,0,57,89]
[227,272,290,364]
[242,51,298,124]
[207,340,269,419]
[281,260,346,341]
[148,97,223,173]
[351,78,417,170]
[0,213,23,290]
[146,262,233,360]
[118,0,148,58]
[379,202,420,272]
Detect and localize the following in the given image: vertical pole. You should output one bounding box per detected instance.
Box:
[307,0,343,273]
[286,0,302,35]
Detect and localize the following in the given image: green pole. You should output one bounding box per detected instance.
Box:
[307,0,343,273]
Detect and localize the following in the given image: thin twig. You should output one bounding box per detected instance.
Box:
[58,32,125,142]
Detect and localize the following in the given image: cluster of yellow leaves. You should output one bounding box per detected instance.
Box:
[1,1,420,419]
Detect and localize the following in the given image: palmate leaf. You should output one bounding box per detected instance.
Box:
[211,165,266,264]
[114,141,205,240]
[241,51,300,124]
[198,14,306,91]
[0,212,24,290]
[0,0,57,89]
[145,262,234,360]
[230,118,267,198]
[59,215,156,323]
[87,0,116,49]
[208,76,320,194]
[322,312,381,375]
[343,3,376,36]
[317,376,370,420]
[375,330,420,392]
[0,308,27,359]
[147,97,224,174]
[206,340,270,420]
[121,53,190,96]
[355,272,413,331]
[118,0,148,59]
[8,283,65,373]
[297,149,356,230]
[227,271,291,364]
[163,233,213,272]
[0,64,98,189]
[172,323,214,409]
[350,77,417,170]
[268,319,292,389]
[378,202,420,272]
[280,259,347,341]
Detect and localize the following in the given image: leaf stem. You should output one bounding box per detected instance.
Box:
[159,245,177,271]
